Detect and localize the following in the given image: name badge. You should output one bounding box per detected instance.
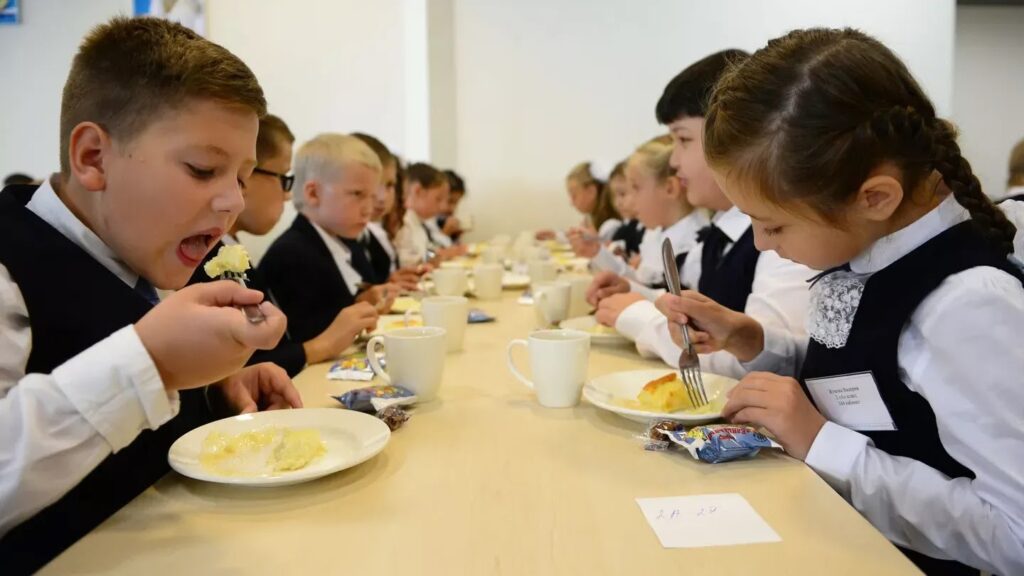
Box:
[805,372,896,431]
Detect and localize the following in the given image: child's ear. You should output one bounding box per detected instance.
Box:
[67,122,111,192]
[856,169,904,222]
[303,181,321,208]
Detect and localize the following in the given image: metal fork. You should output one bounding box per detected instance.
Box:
[661,239,708,408]
[223,271,266,324]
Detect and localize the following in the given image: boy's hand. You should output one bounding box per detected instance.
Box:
[442,217,462,237]
[304,302,379,364]
[595,293,644,327]
[135,281,287,392]
[722,372,826,461]
[535,229,556,241]
[655,291,764,361]
[356,283,400,312]
[389,268,422,291]
[567,227,600,258]
[218,362,303,414]
[586,271,630,306]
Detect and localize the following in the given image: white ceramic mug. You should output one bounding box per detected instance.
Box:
[472,264,504,300]
[366,326,447,401]
[531,280,571,327]
[481,246,505,265]
[432,268,468,297]
[560,273,593,318]
[506,329,590,408]
[421,296,468,352]
[527,259,558,285]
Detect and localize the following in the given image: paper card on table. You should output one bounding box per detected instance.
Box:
[636,493,780,548]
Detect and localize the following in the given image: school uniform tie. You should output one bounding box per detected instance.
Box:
[133,277,160,306]
[697,224,732,271]
[340,237,376,283]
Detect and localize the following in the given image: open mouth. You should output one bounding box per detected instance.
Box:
[177,230,222,267]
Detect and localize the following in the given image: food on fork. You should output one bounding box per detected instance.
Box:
[203,244,251,278]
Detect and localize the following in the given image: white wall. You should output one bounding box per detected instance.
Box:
[453,0,956,239]
[952,5,1024,200]
[0,0,131,180]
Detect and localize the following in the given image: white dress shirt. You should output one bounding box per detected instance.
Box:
[424,217,453,248]
[616,206,812,379]
[1,178,175,536]
[744,195,1024,575]
[592,211,708,289]
[597,218,622,243]
[395,210,436,268]
[998,198,1024,263]
[307,219,364,294]
[365,221,398,274]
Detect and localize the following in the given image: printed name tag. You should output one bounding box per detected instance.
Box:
[805,372,896,431]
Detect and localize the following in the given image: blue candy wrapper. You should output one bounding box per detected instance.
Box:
[327,354,384,382]
[663,425,782,463]
[468,309,495,323]
[333,385,417,413]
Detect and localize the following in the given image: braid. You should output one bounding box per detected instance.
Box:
[869,106,1016,255]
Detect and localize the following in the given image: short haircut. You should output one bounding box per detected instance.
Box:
[405,162,446,189]
[292,133,383,209]
[444,169,465,194]
[655,49,749,124]
[60,16,267,176]
[351,132,395,168]
[257,114,294,163]
[3,173,35,186]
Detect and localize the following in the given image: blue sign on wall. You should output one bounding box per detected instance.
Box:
[0,0,20,25]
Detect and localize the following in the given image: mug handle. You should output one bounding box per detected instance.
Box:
[536,290,552,327]
[366,335,391,384]
[506,339,533,389]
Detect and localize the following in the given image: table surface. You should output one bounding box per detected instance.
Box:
[43,288,920,575]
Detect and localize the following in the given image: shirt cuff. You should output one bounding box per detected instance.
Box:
[52,325,179,452]
[740,325,791,373]
[616,300,663,340]
[804,421,871,497]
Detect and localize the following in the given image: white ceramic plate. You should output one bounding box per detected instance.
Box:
[584,369,738,424]
[503,273,530,290]
[559,316,629,346]
[168,408,390,487]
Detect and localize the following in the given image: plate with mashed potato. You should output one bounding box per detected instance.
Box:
[583,369,738,424]
[168,408,390,486]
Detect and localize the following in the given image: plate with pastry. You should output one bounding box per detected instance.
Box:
[583,369,737,424]
[559,316,629,346]
[168,408,390,487]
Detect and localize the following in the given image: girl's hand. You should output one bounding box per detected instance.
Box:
[722,372,827,461]
[655,291,764,361]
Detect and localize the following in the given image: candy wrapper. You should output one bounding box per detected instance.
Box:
[641,419,688,452]
[663,425,783,464]
[333,385,417,414]
[327,354,384,382]
[376,405,410,431]
[468,309,495,324]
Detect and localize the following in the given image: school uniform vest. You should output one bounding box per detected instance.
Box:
[188,243,306,377]
[799,221,1023,576]
[0,185,215,574]
[697,225,760,312]
[612,219,644,257]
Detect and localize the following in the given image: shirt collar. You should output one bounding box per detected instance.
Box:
[308,219,352,260]
[662,209,710,253]
[850,194,969,274]
[711,205,752,242]
[26,175,138,287]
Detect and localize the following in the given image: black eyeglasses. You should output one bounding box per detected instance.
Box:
[252,167,295,192]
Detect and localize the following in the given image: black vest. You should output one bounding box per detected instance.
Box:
[363,229,394,284]
[697,226,760,312]
[799,221,1023,576]
[612,219,644,257]
[0,185,214,574]
[999,193,1024,204]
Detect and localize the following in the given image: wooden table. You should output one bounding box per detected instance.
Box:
[43,291,920,575]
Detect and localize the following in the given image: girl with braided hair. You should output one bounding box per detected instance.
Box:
[655,29,1024,575]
